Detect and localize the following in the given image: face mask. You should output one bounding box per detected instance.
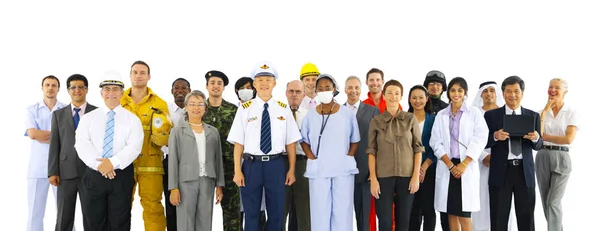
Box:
[317,91,334,104]
[238,89,254,102]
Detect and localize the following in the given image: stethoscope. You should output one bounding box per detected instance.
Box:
[314,102,337,159]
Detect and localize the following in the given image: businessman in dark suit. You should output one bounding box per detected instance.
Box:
[484,76,542,231]
[344,76,380,231]
[48,74,97,231]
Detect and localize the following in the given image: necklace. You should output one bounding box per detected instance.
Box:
[189,121,203,126]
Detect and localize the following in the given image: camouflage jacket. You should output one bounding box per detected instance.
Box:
[203,98,238,176]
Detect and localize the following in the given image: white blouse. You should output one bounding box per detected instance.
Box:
[195,131,208,177]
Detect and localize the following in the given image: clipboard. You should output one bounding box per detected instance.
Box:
[503,114,536,136]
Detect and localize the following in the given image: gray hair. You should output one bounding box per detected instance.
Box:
[550,78,568,91]
[345,75,362,86]
[184,90,207,106]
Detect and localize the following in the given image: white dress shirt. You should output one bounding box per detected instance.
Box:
[75,105,143,170]
[195,131,208,177]
[540,105,578,147]
[292,107,307,156]
[227,97,302,155]
[162,102,185,156]
[346,100,360,116]
[299,95,320,111]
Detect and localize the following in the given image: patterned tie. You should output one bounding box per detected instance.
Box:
[73,108,81,130]
[102,110,115,158]
[510,110,522,155]
[260,103,272,154]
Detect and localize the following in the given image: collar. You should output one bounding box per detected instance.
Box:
[367,92,383,101]
[440,102,470,115]
[71,102,87,112]
[101,105,123,115]
[122,87,156,104]
[346,100,361,109]
[381,109,406,122]
[505,105,522,115]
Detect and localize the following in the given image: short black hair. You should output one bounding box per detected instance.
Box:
[234,77,256,99]
[172,78,190,88]
[408,85,432,114]
[446,77,469,100]
[41,75,60,88]
[130,60,150,74]
[501,76,525,92]
[66,74,88,88]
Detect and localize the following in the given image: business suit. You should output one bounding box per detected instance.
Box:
[344,101,379,231]
[484,106,542,231]
[168,120,225,231]
[48,103,97,231]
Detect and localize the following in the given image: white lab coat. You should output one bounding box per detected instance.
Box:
[430,105,488,212]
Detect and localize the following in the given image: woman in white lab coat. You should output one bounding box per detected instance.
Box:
[430,77,488,231]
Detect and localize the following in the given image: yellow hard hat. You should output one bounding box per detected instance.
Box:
[300,63,320,79]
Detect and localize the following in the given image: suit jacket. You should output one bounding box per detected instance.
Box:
[168,119,225,190]
[345,101,379,183]
[484,106,542,188]
[48,103,97,180]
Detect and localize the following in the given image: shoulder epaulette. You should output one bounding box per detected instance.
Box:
[242,101,252,109]
[277,101,287,108]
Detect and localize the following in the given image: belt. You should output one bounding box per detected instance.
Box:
[284,155,307,160]
[543,145,569,152]
[243,153,283,162]
[507,159,522,166]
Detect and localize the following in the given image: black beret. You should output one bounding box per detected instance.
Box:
[205,70,229,86]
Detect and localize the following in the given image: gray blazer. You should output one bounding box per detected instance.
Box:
[48,103,97,180]
[168,118,225,190]
[346,102,380,183]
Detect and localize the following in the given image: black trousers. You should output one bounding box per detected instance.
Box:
[56,176,89,231]
[375,176,414,231]
[81,166,135,231]
[490,162,536,231]
[409,166,436,231]
[163,156,177,231]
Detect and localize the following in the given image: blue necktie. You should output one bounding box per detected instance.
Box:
[73,108,81,130]
[260,103,272,154]
[102,110,115,158]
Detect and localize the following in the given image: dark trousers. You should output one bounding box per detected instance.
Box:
[55,176,89,231]
[241,156,286,231]
[81,166,135,231]
[490,163,536,231]
[162,157,177,231]
[354,179,371,231]
[241,211,267,231]
[375,177,414,231]
[283,157,309,231]
[409,166,436,231]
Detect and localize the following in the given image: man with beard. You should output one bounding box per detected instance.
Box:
[203,70,241,231]
[162,77,191,231]
[25,75,66,231]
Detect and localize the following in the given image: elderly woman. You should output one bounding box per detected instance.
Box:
[301,74,360,231]
[537,78,578,231]
[407,85,437,231]
[168,90,225,231]
[430,77,488,231]
[367,80,423,231]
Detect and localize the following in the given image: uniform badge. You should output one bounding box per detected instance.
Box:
[153,117,163,128]
[260,64,269,69]
[277,116,285,121]
[248,116,258,122]
[277,101,287,108]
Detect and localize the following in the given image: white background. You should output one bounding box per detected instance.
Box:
[0,1,595,230]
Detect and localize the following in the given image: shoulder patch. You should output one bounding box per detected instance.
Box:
[242,101,252,109]
[277,101,287,108]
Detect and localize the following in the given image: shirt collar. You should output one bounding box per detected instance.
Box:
[71,102,87,112]
[505,105,522,115]
[101,104,123,115]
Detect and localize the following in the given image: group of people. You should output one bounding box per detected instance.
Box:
[25,60,578,231]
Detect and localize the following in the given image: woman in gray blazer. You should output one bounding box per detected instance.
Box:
[168,90,225,231]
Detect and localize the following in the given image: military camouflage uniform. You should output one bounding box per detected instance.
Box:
[203,98,240,231]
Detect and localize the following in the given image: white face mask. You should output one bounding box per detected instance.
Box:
[238,89,254,102]
[317,91,334,104]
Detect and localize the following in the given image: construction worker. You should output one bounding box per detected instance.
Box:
[120,60,172,231]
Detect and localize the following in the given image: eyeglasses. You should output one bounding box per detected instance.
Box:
[287,90,303,95]
[187,103,205,107]
[69,86,87,91]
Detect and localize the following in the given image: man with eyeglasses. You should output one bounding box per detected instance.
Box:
[161,77,191,231]
[120,60,172,231]
[202,70,242,231]
[25,75,66,231]
[283,80,311,231]
[75,71,143,230]
[49,74,97,231]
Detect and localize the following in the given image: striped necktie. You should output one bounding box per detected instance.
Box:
[260,103,272,154]
[102,110,115,158]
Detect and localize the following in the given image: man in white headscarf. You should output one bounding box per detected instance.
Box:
[471,81,517,231]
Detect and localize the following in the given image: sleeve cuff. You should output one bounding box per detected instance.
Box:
[109,157,122,170]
